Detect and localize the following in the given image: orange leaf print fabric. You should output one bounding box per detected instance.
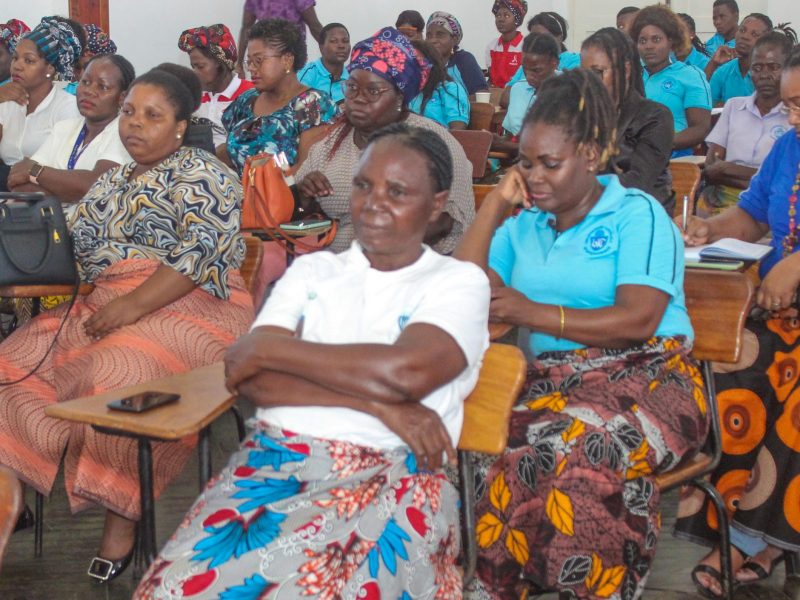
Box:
[546,487,575,536]
[489,472,511,511]
[526,391,567,412]
[505,527,530,565]
[476,512,504,548]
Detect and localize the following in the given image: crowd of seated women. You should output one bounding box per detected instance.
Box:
[0,3,799,599]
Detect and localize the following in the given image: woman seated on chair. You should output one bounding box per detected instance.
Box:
[675,47,800,599]
[297,22,351,105]
[408,39,469,130]
[455,69,709,600]
[295,27,475,256]
[582,27,676,211]
[133,123,490,600]
[425,11,488,97]
[6,54,134,202]
[697,30,793,217]
[0,67,254,582]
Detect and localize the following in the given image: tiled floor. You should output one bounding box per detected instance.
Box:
[0,409,791,599]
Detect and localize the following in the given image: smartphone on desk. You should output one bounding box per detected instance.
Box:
[107,391,180,413]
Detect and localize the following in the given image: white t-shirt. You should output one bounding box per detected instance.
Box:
[252,242,491,449]
[31,116,131,171]
[0,86,80,165]
[194,75,252,148]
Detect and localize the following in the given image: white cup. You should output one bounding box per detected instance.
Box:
[475,91,491,103]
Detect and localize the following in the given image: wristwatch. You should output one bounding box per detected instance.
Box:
[29,162,45,185]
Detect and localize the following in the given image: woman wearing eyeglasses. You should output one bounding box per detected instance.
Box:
[295,27,475,256]
[676,47,800,598]
[221,18,338,175]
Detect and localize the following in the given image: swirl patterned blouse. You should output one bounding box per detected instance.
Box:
[69,146,245,299]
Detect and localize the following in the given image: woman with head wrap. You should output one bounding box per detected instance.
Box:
[178,23,254,147]
[0,16,81,190]
[295,27,475,256]
[486,0,528,87]
[408,39,469,129]
[63,24,117,93]
[426,11,487,96]
[0,19,29,85]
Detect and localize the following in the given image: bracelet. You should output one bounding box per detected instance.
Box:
[557,305,565,339]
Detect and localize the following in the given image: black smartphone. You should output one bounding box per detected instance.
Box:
[107,391,180,413]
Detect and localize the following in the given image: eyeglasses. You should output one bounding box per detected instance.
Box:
[341,81,394,102]
[243,54,283,70]
[780,103,800,116]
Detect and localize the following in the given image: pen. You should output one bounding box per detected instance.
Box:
[682,196,689,233]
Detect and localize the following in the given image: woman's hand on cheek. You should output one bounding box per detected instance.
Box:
[83,296,143,340]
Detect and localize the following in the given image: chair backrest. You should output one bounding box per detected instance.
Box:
[452,130,493,179]
[670,161,701,219]
[458,343,527,454]
[488,87,504,106]
[684,269,754,363]
[468,102,495,131]
[240,236,264,295]
[473,184,495,212]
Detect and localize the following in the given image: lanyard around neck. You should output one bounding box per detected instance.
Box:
[67,125,89,170]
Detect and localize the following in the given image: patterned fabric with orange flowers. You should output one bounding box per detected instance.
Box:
[466,337,708,600]
[675,312,800,553]
[178,23,238,71]
[133,423,461,600]
[347,27,432,105]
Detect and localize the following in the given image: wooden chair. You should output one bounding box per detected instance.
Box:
[240,235,264,294]
[469,102,495,131]
[654,269,754,600]
[451,130,493,179]
[458,343,527,584]
[488,87,504,106]
[670,161,702,219]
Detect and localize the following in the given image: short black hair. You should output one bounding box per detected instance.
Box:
[527,12,569,42]
[319,22,348,45]
[742,13,773,31]
[130,68,196,122]
[368,122,453,193]
[395,10,425,32]
[630,5,689,56]
[787,45,800,70]
[617,7,639,18]
[523,69,617,169]
[249,18,307,72]
[582,27,644,108]
[713,0,739,14]
[753,30,794,58]
[155,63,202,111]
[523,32,560,60]
[84,53,136,91]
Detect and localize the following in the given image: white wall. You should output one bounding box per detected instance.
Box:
[5,0,800,75]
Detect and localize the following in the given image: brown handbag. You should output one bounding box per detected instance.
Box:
[240,153,337,255]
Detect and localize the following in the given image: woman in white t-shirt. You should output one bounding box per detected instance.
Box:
[0,17,82,190]
[134,124,491,600]
[7,54,134,202]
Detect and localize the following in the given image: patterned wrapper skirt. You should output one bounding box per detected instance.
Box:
[134,423,462,600]
[675,313,800,551]
[465,337,709,600]
[0,259,254,519]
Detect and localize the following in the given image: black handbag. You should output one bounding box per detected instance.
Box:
[0,192,78,286]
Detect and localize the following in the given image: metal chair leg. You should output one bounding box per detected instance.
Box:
[458,449,477,585]
[229,405,246,442]
[694,478,734,600]
[34,490,43,558]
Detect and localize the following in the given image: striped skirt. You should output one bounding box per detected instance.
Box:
[0,259,254,519]
[134,423,462,600]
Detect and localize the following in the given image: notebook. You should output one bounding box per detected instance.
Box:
[684,238,771,263]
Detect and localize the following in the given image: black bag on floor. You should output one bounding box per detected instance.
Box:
[0,192,78,286]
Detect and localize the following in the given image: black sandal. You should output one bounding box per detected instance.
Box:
[691,564,725,599]
[737,555,783,583]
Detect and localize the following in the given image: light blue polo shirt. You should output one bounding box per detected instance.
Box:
[705,33,736,57]
[489,174,693,356]
[643,61,711,157]
[409,80,470,128]
[297,58,348,103]
[502,80,536,136]
[683,46,710,71]
[504,51,573,88]
[710,58,754,105]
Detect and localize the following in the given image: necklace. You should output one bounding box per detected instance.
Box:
[782,161,800,257]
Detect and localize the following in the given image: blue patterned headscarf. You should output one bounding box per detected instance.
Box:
[347,27,432,105]
[0,19,30,54]
[25,17,83,79]
[83,24,116,56]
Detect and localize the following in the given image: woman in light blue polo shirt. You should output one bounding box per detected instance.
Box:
[708,13,772,105]
[705,0,739,57]
[677,13,711,71]
[408,39,469,129]
[632,5,711,158]
[297,22,350,103]
[456,69,707,600]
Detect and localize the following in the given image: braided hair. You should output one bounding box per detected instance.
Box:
[784,44,800,71]
[743,13,773,31]
[753,29,795,58]
[773,23,798,46]
[84,53,136,91]
[411,39,454,114]
[581,27,643,111]
[249,18,307,72]
[677,13,709,58]
[367,122,453,193]
[522,69,617,169]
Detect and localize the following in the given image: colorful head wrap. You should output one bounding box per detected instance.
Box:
[83,24,116,56]
[0,19,30,54]
[492,0,529,27]
[178,24,238,72]
[25,17,83,79]
[347,27,432,105]
[427,12,463,47]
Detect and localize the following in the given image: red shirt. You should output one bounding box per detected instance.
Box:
[486,32,524,88]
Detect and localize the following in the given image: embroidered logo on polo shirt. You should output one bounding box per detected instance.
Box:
[584,226,613,255]
[771,125,789,141]
[398,315,410,330]
[662,79,674,91]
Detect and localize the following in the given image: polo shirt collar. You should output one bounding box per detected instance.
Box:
[739,93,785,118]
[202,75,244,103]
[345,241,434,274]
[527,174,623,229]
